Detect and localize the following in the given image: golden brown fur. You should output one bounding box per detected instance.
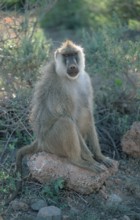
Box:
[6,40,114,204]
[18,40,114,172]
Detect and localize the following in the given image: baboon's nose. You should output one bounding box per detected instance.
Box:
[70,65,76,70]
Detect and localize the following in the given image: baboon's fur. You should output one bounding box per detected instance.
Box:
[6,40,113,204]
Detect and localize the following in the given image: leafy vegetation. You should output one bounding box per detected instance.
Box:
[2,0,140,29]
[81,26,140,158]
[0,8,51,208]
[41,178,65,202]
[0,16,50,93]
[0,1,140,219]
[40,0,140,29]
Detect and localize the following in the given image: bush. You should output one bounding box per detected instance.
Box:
[107,0,140,26]
[0,12,51,94]
[0,8,51,202]
[0,8,51,155]
[82,27,140,158]
[40,0,112,30]
[40,0,140,30]
[40,0,91,29]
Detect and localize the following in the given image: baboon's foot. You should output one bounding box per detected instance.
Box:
[100,156,114,168]
[90,161,107,173]
[95,154,115,168]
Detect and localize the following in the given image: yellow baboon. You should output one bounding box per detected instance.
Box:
[6,40,114,204]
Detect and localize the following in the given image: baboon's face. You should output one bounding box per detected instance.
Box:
[55,41,85,80]
[62,52,79,78]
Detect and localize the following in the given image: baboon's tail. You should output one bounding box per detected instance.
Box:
[16,140,38,174]
[5,141,38,205]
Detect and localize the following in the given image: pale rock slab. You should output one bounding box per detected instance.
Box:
[31,199,47,211]
[121,122,140,157]
[27,152,118,194]
[37,206,62,220]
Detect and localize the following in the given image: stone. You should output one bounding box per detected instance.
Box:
[15,216,36,220]
[27,152,118,194]
[62,215,70,220]
[31,199,47,211]
[37,206,62,220]
[121,122,140,157]
[10,199,29,211]
[107,193,122,205]
[122,215,130,220]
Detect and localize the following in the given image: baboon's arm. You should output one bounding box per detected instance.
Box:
[88,119,114,167]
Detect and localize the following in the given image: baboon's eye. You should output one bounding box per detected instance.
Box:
[63,54,69,57]
[72,53,77,56]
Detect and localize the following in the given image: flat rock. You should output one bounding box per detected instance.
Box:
[10,199,29,211]
[107,193,122,205]
[37,206,62,220]
[27,152,118,194]
[121,122,140,157]
[31,199,47,211]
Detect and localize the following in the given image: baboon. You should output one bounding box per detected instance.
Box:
[17,40,114,173]
[6,40,114,204]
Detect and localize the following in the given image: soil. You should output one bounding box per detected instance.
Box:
[0,157,140,220]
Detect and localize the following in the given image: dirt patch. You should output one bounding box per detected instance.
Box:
[0,157,140,220]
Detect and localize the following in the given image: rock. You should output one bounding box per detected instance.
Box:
[37,206,62,220]
[27,152,118,194]
[0,216,3,220]
[121,122,140,157]
[122,215,130,220]
[10,199,29,211]
[62,215,70,220]
[107,194,122,205]
[31,199,47,211]
[14,216,36,220]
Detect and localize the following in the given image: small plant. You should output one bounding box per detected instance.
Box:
[0,166,21,201]
[41,178,65,202]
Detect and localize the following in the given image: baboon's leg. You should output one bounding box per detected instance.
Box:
[88,119,114,167]
[46,118,104,172]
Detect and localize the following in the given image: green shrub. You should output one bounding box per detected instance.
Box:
[0,13,51,94]
[107,0,140,26]
[0,9,51,153]
[41,178,65,203]
[40,0,140,30]
[40,0,113,30]
[40,0,91,29]
[82,27,140,158]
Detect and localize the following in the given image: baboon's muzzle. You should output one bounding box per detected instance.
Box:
[67,65,79,77]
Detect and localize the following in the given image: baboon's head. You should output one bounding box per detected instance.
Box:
[55,40,85,79]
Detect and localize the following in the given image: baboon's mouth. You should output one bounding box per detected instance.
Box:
[67,69,79,78]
